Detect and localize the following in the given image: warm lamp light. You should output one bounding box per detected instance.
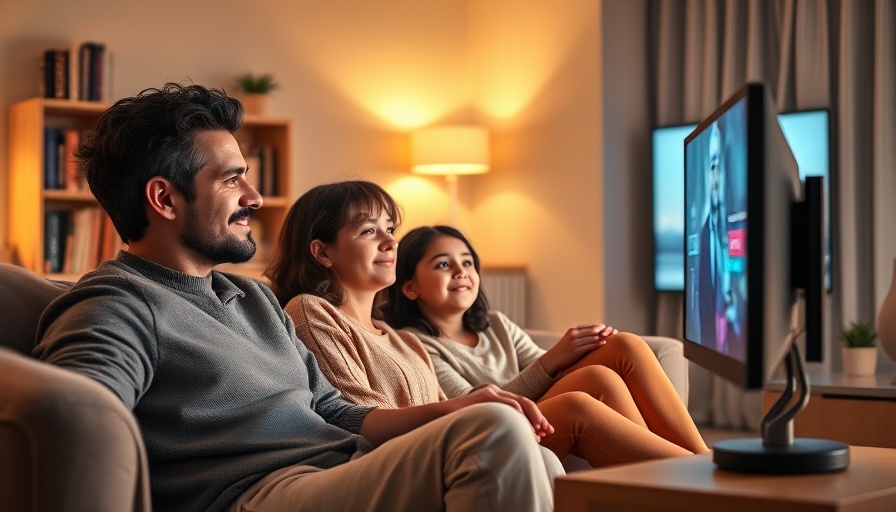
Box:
[410,125,490,225]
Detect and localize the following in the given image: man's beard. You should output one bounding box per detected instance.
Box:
[181,206,257,264]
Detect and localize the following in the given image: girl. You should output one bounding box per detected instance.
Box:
[385,225,709,467]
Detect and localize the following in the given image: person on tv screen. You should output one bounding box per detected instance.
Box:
[692,121,746,356]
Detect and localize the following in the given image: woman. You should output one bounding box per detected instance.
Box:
[385,225,710,467]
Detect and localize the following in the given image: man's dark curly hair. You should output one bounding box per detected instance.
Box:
[76,82,243,243]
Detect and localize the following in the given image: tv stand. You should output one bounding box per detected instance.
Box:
[763,369,896,448]
[713,339,850,473]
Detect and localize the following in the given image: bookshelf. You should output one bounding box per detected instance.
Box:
[7,97,293,280]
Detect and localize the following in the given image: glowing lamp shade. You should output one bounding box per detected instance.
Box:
[411,125,490,176]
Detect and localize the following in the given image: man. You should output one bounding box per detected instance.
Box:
[34,83,562,512]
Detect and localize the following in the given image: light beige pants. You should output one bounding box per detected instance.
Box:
[232,403,563,512]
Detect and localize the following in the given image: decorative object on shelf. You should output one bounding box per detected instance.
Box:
[840,321,878,377]
[410,124,490,226]
[234,72,278,115]
[876,257,896,362]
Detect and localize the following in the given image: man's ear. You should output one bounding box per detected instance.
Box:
[145,177,180,221]
[309,239,332,268]
[402,280,418,300]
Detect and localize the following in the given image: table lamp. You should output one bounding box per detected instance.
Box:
[411,125,490,226]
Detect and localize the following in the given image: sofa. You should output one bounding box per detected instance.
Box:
[0,262,688,511]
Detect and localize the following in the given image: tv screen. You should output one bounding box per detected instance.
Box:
[682,83,823,389]
[652,110,831,293]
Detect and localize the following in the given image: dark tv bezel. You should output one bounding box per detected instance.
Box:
[682,84,766,389]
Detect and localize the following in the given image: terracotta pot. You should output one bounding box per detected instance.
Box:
[240,93,268,116]
[842,346,878,377]
[877,257,896,362]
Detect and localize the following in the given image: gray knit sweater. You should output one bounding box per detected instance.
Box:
[34,252,374,512]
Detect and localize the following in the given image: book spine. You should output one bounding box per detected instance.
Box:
[79,43,91,101]
[89,43,105,101]
[43,50,56,98]
[68,42,80,101]
[56,136,66,189]
[44,127,60,190]
[53,50,68,99]
[63,130,82,191]
[44,211,65,273]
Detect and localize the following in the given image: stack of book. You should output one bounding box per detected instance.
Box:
[41,41,112,101]
[44,209,123,275]
[43,127,86,191]
[244,145,279,196]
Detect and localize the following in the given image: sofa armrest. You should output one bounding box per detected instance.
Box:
[0,348,151,512]
[525,330,688,407]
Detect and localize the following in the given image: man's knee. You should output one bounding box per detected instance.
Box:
[448,402,532,438]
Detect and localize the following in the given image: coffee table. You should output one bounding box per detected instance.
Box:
[554,445,896,511]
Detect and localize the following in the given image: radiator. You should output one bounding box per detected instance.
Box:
[479,267,528,327]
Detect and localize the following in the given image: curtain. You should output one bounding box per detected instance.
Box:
[649,0,896,429]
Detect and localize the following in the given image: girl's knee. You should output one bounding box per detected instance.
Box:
[548,391,604,416]
[597,332,656,365]
[564,365,628,398]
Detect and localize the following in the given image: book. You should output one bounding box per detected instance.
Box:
[53,50,68,99]
[42,50,55,98]
[63,130,82,191]
[88,43,105,101]
[43,127,61,190]
[44,210,67,273]
[261,145,277,196]
[79,43,92,100]
[68,42,81,101]
[56,136,66,190]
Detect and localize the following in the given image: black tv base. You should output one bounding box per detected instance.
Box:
[713,437,849,474]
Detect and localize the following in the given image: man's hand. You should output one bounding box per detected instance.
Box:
[450,385,554,441]
[360,385,554,446]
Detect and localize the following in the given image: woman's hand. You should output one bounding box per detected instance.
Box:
[451,384,554,442]
[539,324,618,377]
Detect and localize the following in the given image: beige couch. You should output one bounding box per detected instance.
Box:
[0,263,688,510]
[0,263,151,512]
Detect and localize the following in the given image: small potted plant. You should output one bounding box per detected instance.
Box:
[234,72,278,115]
[841,321,878,377]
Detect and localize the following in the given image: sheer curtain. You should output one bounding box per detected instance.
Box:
[649,0,896,428]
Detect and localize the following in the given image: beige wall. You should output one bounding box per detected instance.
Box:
[466,0,606,330]
[0,0,641,333]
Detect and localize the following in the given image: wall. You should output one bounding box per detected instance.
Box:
[467,0,609,330]
[0,0,470,241]
[1,0,645,334]
[599,0,652,332]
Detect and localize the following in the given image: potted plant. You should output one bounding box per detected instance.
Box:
[841,321,878,376]
[234,72,278,115]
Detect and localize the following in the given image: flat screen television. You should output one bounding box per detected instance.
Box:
[653,110,832,294]
[682,82,847,474]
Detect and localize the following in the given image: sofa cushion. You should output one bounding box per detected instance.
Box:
[0,264,71,354]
